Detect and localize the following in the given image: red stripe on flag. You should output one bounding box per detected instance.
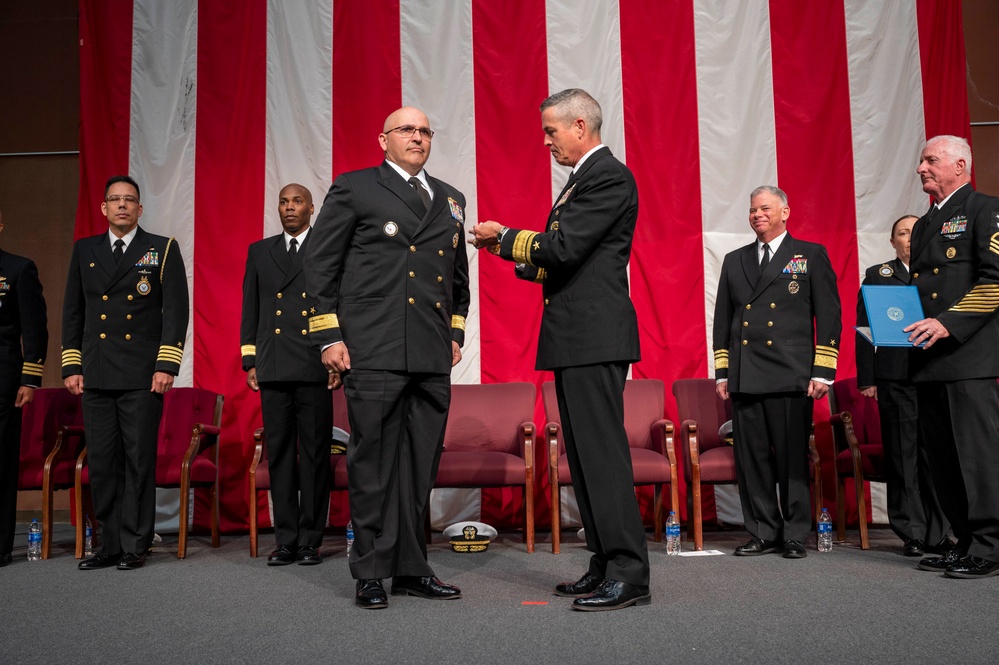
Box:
[194,0,267,532]
[77,0,133,239]
[620,0,704,521]
[916,0,972,143]
[332,0,401,178]
[472,0,550,528]
[769,0,859,507]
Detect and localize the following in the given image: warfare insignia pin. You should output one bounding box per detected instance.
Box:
[879,264,893,277]
[556,183,576,208]
[137,275,152,296]
[788,281,800,295]
[383,221,398,237]
[947,246,957,259]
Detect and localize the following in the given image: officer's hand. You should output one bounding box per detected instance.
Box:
[151,371,174,394]
[322,343,350,373]
[64,374,84,396]
[716,380,729,401]
[904,317,950,349]
[807,380,829,400]
[451,341,462,367]
[470,221,503,249]
[327,371,342,390]
[15,386,35,408]
[246,368,259,392]
[859,386,877,400]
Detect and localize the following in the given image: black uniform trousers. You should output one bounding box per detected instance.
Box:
[731,392,812,543]
[555,362,649,587]
[83,389,163,557]
[876,379,947,544]
[0,356,21,556]
[343,368,449,580]
[259,381,332,549]
[916,379,999,561]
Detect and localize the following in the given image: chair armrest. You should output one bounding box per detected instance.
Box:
[519,422,534,471]
[545,422,560,483]
[250,428,265,474]
[652,419,680,514]
[43,424,87,475]
[183,423,222,472]
[829,411,862,456]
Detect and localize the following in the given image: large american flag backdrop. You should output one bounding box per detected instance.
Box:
[77,0,970,535]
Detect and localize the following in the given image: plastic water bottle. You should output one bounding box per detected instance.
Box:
[85,516,94,557]
[817,507,833,552]
[345,520,354,556]
[666,511,681,556]
[27,519,42,561]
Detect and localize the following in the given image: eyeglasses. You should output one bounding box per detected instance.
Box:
[384,125,435,140]
[106,195,139,205]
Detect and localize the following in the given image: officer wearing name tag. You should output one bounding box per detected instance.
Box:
[904,135,999,579]
[63,175,189,571]
[856,214,950,558]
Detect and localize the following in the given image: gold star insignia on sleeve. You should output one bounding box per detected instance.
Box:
[533,241,540,251]
[310,307,316,314]
[829,340,836,346]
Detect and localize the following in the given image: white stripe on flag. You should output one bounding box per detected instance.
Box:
[845,0,927,274]
[400,0,480,386]
[695,0,778,371]
[265,0,334,238]
[129,0,197,388]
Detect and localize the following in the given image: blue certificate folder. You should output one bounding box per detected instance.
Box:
[856,285,925,347]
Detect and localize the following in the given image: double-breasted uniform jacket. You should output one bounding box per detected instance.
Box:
[0,249,47,387]
[856,257,910,386]
[909,184,999,382]
[241,231,327,383]
[305,162,470,372]
[62,227,189,386]
[713,234,841,393]
[498,146,641,370]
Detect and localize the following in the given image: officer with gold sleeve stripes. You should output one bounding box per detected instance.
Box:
[713,185,841,560]
[62,175,189,571]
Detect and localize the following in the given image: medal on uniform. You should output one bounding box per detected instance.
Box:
[788,281,799,294]
[879,263,893,277]
[137,275,152,295]
[383,221,398,237]
[452,232,459,248]
[448,197,464,223]
[947,246,957,259]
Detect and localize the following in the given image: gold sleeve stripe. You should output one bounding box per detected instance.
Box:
[814,355,838,369]
[160,237,174,283]
[22,362,44,377]
[511,230,539,266]
[815,345,839,357]
[950,284,999,313]
[62,349,82,365]
[308,313,339,333]
[990,233,999,255]
[157,346,184,362]
[241,344,256,356]
[534,268,547,284]
[451,315,466,331]
[714,349,729,369]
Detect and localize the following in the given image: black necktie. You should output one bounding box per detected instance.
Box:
[409,176,431,215]
[289,237,298,258]
[760,243,771,271]
[113,239,125,265]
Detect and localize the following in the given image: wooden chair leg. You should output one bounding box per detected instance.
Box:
[855,477,870,550]
[652,485,663,542]
[178,478,189,559]
[41,477,53,560]
[524,482,535,554]
[550,477,561,555]
[691,482,703,552]
[249,482,258,558]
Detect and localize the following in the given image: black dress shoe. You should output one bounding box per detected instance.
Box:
[355,579,388,609]
[945,555,999,579]
[903,539,925,557]
[297,546,322,565]
[78,552,120,570]
[554,572,604,597]
[734,537,781,556]
[918,547,963,572]
[924,536,957,555]
[783,540,807,559]
[391,575,462,600]
[571,580,651,612]
[267,545,297,566]
[117,552,146,570]
[0,552,12,567]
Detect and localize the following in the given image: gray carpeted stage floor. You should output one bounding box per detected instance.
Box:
[2,522,997,664]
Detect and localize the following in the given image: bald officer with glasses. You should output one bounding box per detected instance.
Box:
[63,175,189,571]
[305,107,470,609]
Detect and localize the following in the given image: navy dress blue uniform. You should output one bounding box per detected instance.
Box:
[909,183,999,563]
[856,258,947,546]
[495,146,649,587]
[713,234,841,544]
[305,161,470,580]
[0,249,47,560]
[62,228,189,558]
[241,230,332,551]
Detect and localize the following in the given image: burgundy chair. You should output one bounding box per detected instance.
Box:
[542,379,678,555]
[828,377,884,549]
[673,378,824,551]
[248,388,351,557]
[74,387,223,559]
[433,382,536,553]
[16,388,85,559]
